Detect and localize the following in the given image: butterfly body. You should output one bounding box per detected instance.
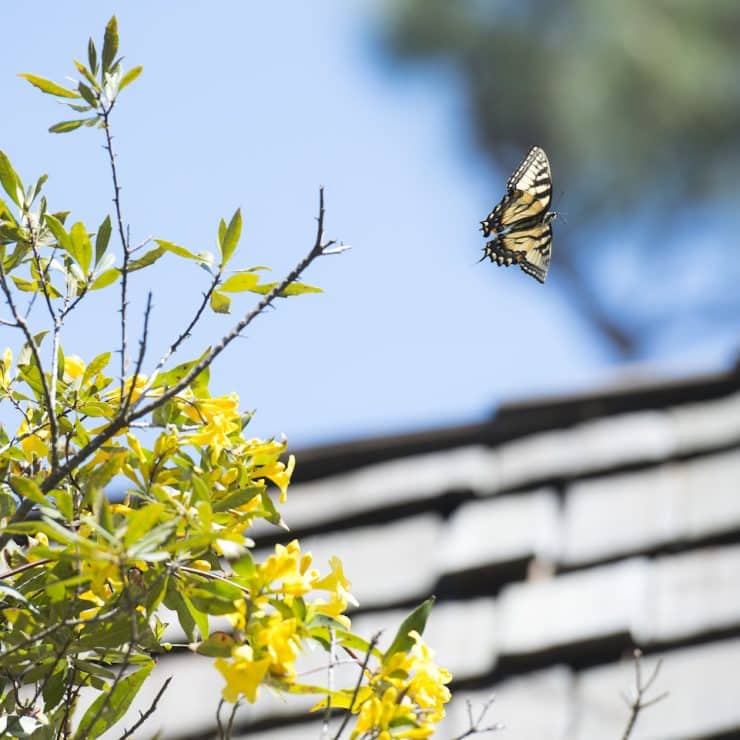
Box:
[481,146,556,283]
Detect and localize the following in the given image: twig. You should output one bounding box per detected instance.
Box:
[620,649,669,740]
[451,695,503,739]
[118,676,172,739]
[0,188,336,547]
[332,632,380,740]
[121,293,152,415]
[100,100,131,404]
[144,269,222,390]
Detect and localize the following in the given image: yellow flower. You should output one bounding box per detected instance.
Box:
[257,540,318,597]
[255,454,295,503]
[255,614,301,680]
[17,419,49,459]
[180,392,242,460]
[78,589,105,620]
[214,644,270,703]
[63,355,85,380]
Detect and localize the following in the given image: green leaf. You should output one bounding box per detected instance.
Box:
[44,213,70,251]
[220,272,260,293]
[128,245,166,271]
[18,73,79,99]
[0,582,30,605]
[11,276,39,293]
[88,38,98,74]
[221,209,242,265]
[94,215,112,264]
[217,218,227,252]
[118,65,143,92]
[49,119,87,134]
[0,150,23,207]
[91,268,120,290]
[154,239,198,260]
[245,279,323,297]
[194,631,235,658]
[73,59,100,91]
[210,290,231,314]
[123,503,164,547]
[69,222,93,273]
[78,82,98,108]
[101,16,119,76]
[9,476,45,504]
[383,597,435,664]
[53,489,74,521]
[74,660,153,740]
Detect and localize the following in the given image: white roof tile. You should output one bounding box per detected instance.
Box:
[442,488,561,571]
[498,559,650,654]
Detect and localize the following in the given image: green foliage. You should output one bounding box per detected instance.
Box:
[0,16,450,740]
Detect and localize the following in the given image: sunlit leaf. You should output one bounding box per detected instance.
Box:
[118,65,143,92]
[101,16,119,76]
[69,222,93,273]
[88,37,98,74]
[128,245,166,271]
[18,73,79,99]
[220,272,260,293]
[210,290,231,314]
[220,208,242,265]
[0,150,23,207]
[49,119,87,134]
[91,268,120,290]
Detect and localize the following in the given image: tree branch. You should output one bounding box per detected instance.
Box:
[0,188,339,549]
[620,649,668,740]
[118,676,172,740]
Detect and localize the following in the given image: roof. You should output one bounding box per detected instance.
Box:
[111,364,740,739]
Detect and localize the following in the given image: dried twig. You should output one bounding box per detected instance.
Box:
[118,676,172,739]
[620,649,669,740]
[451,695,504,738]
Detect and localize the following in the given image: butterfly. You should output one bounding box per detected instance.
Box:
[480,146,556,283]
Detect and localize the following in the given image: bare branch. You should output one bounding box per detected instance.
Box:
[118,676,172,740]
[451,694,504,739]
[620,649,669,740]
[332,631,380,740]
[146,269,222,384]
[99,101,131,404]
[121,292,152,415]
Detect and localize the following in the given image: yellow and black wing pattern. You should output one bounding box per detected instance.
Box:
[480,146,556,283]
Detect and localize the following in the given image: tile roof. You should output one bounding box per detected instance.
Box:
[116,366,740,739]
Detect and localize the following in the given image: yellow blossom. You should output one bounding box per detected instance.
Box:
[255,454,295,503]
[63,355,85,379]
[255,614,301,679]
[257,540,318,596]
[214,644,270,703]
[17,419,49,459]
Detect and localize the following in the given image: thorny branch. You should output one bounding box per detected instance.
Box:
[620,649,669,740]
[0,188,343,548]
[99,99,131,405]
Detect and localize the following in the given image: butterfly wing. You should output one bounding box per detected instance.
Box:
[507,145,552,213]
[483,220,553,284]
[480,146,553,235]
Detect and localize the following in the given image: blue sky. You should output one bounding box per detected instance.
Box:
[0,4,728,448]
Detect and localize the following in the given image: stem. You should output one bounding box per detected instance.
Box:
[100,102,130,404]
